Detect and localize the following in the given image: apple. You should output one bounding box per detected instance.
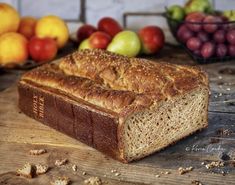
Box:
[184,0,213,14]
[28,37,58,63]
[78,38,92,50]
[77,24,97,43]
[167,5,185,21]
[185,12,205,32]
[107,30,141,57]
[89,31,111,49]
[138,26,165,54]
[98,17,122,37]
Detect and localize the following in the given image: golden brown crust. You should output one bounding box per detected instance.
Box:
[21,49,208,116]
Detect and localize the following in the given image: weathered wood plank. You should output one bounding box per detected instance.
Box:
[0,142,234,185]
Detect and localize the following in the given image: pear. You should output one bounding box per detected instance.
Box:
[78,38,92,50]
[107,30,141,57]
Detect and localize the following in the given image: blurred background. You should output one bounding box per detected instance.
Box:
[1,0,235,30]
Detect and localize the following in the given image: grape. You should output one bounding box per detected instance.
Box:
[213,30,226,43]
[185,12,205,32]
[197,31,209,42]
[228,45,235,57]
[216,44,227,57]
[227,29,235,45]
[177,24,194,43]
[193,50,201,57]
[203,15,221,33]
[201,42,215,58]
[186,37,202,51]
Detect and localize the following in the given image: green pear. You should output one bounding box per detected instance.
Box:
[223,10,235,21]
[167,5,185,21]
[107,30,141,57]
[78,38,92,50]
[185,0,213,14]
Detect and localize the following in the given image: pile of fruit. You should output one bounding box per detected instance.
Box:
[0,3,69,67]
[76,17,165,57]
[167,0,235,61]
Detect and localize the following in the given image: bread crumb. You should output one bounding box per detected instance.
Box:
[191,180,202,185]
[55,159,68,166]
[35,164,49,175]
[165,171,170,175]
[155,174,160,178]
[29,149,47,155]
[82,171,87,175]
[205,161,224,169]
[84,176,102,185]
[51,177,70,185]
[111,169,117,173]
[16,163,33,178]
[114,172,120,176]
[178,166,193,175]
[72,164,77,172]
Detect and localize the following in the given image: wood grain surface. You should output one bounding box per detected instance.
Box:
[0,47,234,185]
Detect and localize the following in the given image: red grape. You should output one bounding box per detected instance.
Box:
[213,30,226,43]
[186,37,202,51]
[193,50,202,57]
[227,29,235,45]
[216,44,227,57]
[177,24,194,43]
[185,12,205,32]
[203,16,221,33]
[201,42,215,58]
[197,31,210,42]
[228,45,235,57]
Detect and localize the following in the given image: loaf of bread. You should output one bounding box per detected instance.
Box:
[18,49,209,163]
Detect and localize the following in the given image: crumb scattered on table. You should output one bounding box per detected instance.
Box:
[29,149,47,155]
[178,166,193,175]
[16,163,33,178]
[191,180,202,185]
[55,159,68,166]
[50,177,70,185]
[205,161,224,169]
[35,164,49,175]
[84,176,102,185]
[72,164,77,172]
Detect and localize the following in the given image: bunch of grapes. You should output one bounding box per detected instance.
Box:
[177,12,235,59]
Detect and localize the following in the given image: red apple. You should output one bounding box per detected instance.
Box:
[28,37,58,63]
[77,24,97,43]
[138,26,165,54]
[89,31,111,49]
[98,17,122,37]
[185,12,205,32]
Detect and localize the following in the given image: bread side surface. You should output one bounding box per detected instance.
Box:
[18,81,124,161]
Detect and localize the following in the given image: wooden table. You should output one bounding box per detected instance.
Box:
[0,47,234,185]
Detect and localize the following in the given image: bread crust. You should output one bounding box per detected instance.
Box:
[18,49,209,162]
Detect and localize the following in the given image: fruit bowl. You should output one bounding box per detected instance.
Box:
[165,11,235,64]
